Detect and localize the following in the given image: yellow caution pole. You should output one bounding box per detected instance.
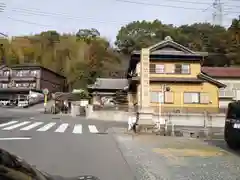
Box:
[44,95,48,113]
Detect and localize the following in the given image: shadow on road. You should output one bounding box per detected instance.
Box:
[204,138,240,157]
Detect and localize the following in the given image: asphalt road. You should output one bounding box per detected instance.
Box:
[0,110,134,180]
[5,107,240,180]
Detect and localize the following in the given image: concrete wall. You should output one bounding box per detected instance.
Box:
[85,107,226,128]
[152,113,225,128]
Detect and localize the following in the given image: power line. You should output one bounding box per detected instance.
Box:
[113,0,240,13]
[6,8,125,25]
[130,0,240,8]
[1,2,238,28]
[3,2,240,25]
[114,0,206,10]
[6,16,53,27]
[7,1,240,17]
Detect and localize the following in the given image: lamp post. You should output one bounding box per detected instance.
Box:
[156,84,166,130]
[159,84,166,116]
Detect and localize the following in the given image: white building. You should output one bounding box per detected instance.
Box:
[202,67,240,110]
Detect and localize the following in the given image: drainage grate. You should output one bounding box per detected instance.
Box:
[96,132,108,135]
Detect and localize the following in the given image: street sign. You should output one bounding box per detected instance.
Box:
[43,88,49,95]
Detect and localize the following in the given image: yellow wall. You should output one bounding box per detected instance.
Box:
[149,61,201,78]
[149,82,219,109]
[134,59,220,113]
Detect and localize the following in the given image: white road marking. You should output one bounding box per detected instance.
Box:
[0,137,31,140]
[37,122,56,132]
[88,125,99,133]
[2,121,31,130]
[20,122,43,131]
[55,123,69,133]
[0,121,18,128]
[72,124,82,134]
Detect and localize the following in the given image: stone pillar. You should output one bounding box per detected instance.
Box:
[138,48,153,125]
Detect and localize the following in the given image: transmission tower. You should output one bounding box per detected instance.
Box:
[212,0,223,26]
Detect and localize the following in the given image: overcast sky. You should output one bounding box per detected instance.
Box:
[0,0,239,43]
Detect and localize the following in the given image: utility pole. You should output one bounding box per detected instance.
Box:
[212,0,223,26]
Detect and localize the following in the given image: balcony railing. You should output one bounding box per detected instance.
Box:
[219,90,234,98]
[11,73,37,77]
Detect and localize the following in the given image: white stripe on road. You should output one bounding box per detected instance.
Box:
[0,137,32,140]
[20,122,43,131]
[37,122,56,132]
[55,123,69,133]
[2,121,31,130]
[0,121,18,128]
[88,125,99,133]
[72,124,82,134]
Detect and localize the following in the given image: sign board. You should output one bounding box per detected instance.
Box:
[140,48,150,108]
[43,88,49,95]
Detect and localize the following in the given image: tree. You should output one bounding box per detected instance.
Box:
[0,29,122,90]
[115,19,240,67]
[76,28,100,43]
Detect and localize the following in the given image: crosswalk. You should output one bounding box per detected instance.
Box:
[0,121,100,135]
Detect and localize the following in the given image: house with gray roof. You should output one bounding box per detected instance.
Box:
[87,78,129,107]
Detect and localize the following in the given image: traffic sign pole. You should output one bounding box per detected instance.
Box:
[43,88,49,113]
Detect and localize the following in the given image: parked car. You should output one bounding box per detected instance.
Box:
[224,100,240,149]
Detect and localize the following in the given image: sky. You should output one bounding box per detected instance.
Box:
[0,0,239,44]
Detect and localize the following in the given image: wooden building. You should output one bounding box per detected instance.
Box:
[0,64,67,102]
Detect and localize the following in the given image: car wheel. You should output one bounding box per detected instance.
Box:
[226,140,240,150]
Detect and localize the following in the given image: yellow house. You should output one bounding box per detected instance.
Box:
[127,36,226,113]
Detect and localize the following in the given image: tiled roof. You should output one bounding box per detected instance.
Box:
[202,67,240,78]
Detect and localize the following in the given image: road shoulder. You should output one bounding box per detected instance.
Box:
[111,127,240,180]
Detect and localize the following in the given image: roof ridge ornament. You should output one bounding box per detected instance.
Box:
[164,36,173,41]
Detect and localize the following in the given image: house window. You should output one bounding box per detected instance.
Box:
[184,92,200,104]
[150,91,164,103]
[31,70,37,76]
[164,91,174,104]
[30,83,36,88]
[233,83,240,90]
[182,64,190,74]
[149,64,165,73]
[2,83,8,88]
[3,70,9,76]
[23,83,29,87]
[155,64,165,73]
[150,64,156,73]
[200,92,209,104]
[174,64,190,74]
[17,71,23,76]
[175,64,182,74]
